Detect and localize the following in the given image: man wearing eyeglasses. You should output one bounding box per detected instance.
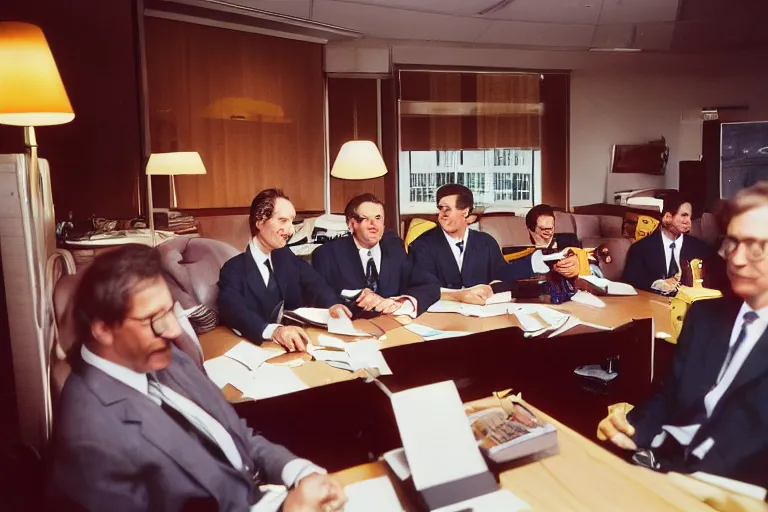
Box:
[622,192,726,293]
[597,181,768,487]
[312,193,440,316]
[51,245,347,511]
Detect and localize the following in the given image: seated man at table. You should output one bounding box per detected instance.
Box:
[313,193,439,316]
[622,192,726,293]
[218,188,350,351]
[525,204,581,250]
[597,181,768,487]
[408,184,580,305]
[50,244,346,511]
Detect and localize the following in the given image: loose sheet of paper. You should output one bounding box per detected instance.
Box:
[288,307,330,325]
[230,363,308,400]
[223,341,280,370]
[570,290,606,308]
[203,355,252,389]
[404,323,473,341]
[427,300,466,314]
[327,311,372,337]
[485,291,512,305]
[390,381,489,492]
[432,490,531,512]
[343,476,404,512]
[580,275,637,295]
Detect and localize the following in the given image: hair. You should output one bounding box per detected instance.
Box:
[73,244,163,346]
[525,204,555,231]
[436,184,474,212]
[344,193,385,222]
[661,191,692,217]
[249,188,289,237]
[722,181,768,225]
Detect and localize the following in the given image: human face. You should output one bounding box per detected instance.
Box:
[92,276,182,373]
[437,194,469,237]
[724,205,768,309]
[662,202,692,238]
[255,197,296,252]
[349,201,385,249]
[531,215,555,245]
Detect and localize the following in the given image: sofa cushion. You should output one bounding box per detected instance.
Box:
[582,237,633,282]
[572,214,601,240]
[554,211,576,233]
[600,216,624,238]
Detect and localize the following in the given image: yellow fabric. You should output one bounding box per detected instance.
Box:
[670,285,723,343]
[567,247,592,276]
[403,218,437,253]
[503,247,536,262]
[635,215,660,241]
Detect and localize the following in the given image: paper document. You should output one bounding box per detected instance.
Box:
[580,275,637,295]
[308,339,392,375]
[327,311,373,337]
[316,334,347,350]
[390,381,489,492]
[223,341,280,370]
[432,490,531,512]
[570,290,606,308]
[427,300,465,314]
[485,291,512,305]
[229,363,308,400]
[404,323,472,341]
[203,356,252,389]
[286,307,330,325]
[382,447,411,481]
[343,477,404,512]
[541,248,569,262]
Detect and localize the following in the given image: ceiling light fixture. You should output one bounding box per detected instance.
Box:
[478,0,517,16]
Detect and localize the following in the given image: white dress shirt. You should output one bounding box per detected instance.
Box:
[346,238,417,317]
[660,230,684,275]
[249,239,281,340]
[80,344,324,512]
[651,302,768,458]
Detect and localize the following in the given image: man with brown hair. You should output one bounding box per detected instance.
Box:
[51,244,346,511]
[313,193,439,316]
[598,181,768,486]
[218,189,350,351]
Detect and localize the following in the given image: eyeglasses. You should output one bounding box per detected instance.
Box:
[719,235,768,262]
[128,307,176,337]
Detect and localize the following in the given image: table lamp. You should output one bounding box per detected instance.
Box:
[145,151,207,245]
[330,140,388,180]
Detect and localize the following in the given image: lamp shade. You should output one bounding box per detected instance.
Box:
[146,152,207,176]
[330,140,388,180]
[0,22,74,127]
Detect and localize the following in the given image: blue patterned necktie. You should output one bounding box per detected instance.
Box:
[456,241,464,254]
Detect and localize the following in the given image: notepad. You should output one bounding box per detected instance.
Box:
[223,341,280,371]
[230,363,308,400]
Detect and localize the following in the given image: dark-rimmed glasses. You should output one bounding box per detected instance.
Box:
[127,307,175,337]
[719,235,768,262]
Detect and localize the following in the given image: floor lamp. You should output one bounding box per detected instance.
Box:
[0,22,74,446]
[145,152,207,246]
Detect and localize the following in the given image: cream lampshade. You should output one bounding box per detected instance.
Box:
[145,152,207,246]
[0,22,74,126]
[330,140,388,180]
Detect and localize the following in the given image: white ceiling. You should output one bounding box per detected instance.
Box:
[226,0,768,52]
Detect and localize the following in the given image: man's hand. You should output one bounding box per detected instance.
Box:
[329,304,352,319]
[356,289,402,315]
[597,409,638,450]
[272,326,311,352]
[553,254,580,279]
[459,284,493,305]
[282,473,347,512]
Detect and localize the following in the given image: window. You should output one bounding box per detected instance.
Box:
[398,70,543,214]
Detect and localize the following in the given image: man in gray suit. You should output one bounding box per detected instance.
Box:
[50,244,346,511]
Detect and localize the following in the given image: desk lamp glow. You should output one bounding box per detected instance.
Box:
[330,140,387,180]
[145,152,207,245]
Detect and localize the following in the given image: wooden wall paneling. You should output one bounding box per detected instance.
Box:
[327,77,385,213]
[380,78,400,230]
[144,18,325,211]
[0,0,144,221]
[475,74,540,150]
[540,73,570,208]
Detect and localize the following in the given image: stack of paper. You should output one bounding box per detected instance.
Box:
[403,323,472,341]
[343,476,404,512]
[307,336,392,375]
[427,300,512,318]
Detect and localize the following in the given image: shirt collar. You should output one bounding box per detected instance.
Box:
[442,226,470,248]
[80,344,149,396]
[737,301,768,324]
[353,236,380,258]
[249,238,271,265]
[660,229,683,246]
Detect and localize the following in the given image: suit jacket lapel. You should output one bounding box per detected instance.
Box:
[651,230,668,280]
[699,300,742,394]
[244,248,268,300]
[437,229,462,285]
[460,230,475,285]
[342,235,367,286]
[270,250,287,301]
[377,240,393,293]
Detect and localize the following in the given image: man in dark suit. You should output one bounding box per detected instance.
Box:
[51,245,346,511]
[598,181,768,486]
[525,203,581,250]
[313,193,439,316]
[218,189,350,351]
[408,184,580,305]
[622,192,726,293]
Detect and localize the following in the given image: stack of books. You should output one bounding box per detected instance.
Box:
[165,210,198,234]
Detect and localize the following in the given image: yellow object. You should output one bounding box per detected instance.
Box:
[567,247,593,276]
[608,402,635,416]
[146,152,207,176]
[331,140,388,180]
[670,285,723,342]
[503,247,536,262]
[597,402,635,441]
[403,218,437,252]
[0,22,75,126]
[635,215,660,241]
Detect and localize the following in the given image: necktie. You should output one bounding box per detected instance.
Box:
[673,311,759,426]
[667,242,679,279]
[716,311,759,384]
[264,258,279,295]
[456,241,464,255]
[148,376,243,470]
[365,250,379,293]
